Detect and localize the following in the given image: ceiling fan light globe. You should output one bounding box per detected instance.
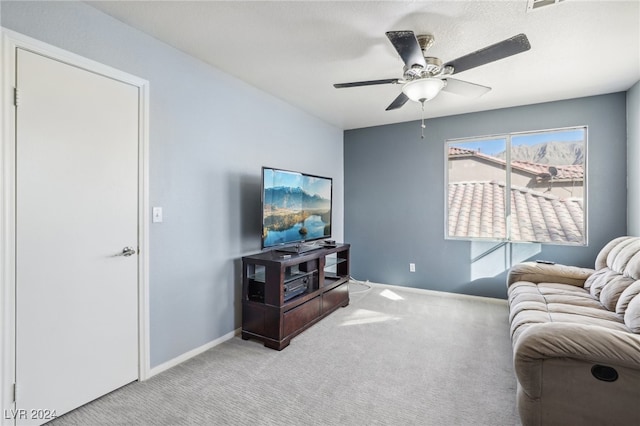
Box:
[402,78,445,103]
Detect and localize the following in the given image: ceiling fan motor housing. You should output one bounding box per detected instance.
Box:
[403,57,443,80]
[424,57,443,76]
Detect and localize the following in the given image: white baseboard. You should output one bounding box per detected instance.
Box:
[147,328,240,378]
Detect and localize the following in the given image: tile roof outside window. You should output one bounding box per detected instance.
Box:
[448,181,584,243]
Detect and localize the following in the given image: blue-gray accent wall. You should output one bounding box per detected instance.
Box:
[344,93,628,299]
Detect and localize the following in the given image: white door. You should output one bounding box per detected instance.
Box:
[15,48,139,425]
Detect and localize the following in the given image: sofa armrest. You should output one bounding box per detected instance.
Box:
[513,322,640,398]
[507,262,595,288]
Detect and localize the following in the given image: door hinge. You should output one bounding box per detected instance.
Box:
[11,383,16,402]
[14,87,20,107]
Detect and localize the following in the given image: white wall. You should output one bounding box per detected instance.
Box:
[628,81,640,236]
[1,1,343,367]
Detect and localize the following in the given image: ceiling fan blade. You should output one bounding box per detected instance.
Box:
[385,92,410,111]
[386,31,427,70]
[444,34,531,75]
[333,78,400,89]
[442,78,491,98]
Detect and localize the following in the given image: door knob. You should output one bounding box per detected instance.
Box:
[120,247,137,257]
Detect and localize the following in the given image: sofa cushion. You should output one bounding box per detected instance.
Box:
[594,236,631,270]
[617,281,640,315]
[587,268,615,299]
[609,238,640,276]
[626,251,640,279]
[599,274,637,311]
[547,303,621,321]
[507,281,628,341]
[625,293,640,332]
[596,236,640,273]
[586,238,640,311]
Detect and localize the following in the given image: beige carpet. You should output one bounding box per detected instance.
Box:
[49,283,519,425]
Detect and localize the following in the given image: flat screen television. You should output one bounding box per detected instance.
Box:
[261,167,332,249]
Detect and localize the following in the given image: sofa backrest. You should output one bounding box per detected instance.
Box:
[586,236,640,332]
[594,236,640,278]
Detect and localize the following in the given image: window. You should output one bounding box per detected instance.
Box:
[446,127,587,245]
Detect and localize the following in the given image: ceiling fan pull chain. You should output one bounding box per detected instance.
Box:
[421,100,426,139]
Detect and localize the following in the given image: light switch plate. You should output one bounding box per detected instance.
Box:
[152,207,163,223]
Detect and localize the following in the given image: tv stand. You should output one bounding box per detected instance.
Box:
[241,244,350,350]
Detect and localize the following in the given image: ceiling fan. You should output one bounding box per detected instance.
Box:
[334,31,531,111]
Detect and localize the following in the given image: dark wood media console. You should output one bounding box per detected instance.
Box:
[241,243,350,350]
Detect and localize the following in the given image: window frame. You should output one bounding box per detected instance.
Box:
[444,126,588,246]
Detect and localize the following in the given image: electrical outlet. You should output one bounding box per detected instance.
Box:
[409,263,416,272]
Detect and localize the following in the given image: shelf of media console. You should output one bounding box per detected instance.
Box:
[325,256,347,270]
[247,258,346,284]
[247,269,316,284]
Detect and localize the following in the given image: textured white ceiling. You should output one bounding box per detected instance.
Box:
[89,1,640,130]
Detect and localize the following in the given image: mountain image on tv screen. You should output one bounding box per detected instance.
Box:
[262,168,332,248]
